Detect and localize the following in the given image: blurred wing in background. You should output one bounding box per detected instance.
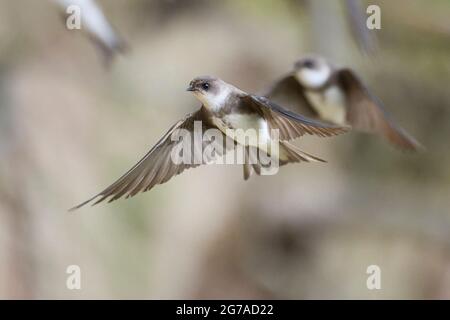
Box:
[338,69,422,151]
[245,95,349,141]
[263,74,318,118]
[344,0,378,55]
[55,0,127,66]
[303,0,377,57]
[70,107,226,210]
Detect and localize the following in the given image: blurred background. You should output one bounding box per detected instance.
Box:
[0,0,449,299]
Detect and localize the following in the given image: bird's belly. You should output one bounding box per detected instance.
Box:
[213,113,271,148]
[306,87,347,125]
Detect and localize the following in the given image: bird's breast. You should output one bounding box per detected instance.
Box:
[212,113,271,147]
[305,86,347,125]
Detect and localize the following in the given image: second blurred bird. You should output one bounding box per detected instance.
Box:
[264,55,422,151]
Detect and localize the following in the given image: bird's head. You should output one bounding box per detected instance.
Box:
[293,56,332,89]
[187,76,232,111]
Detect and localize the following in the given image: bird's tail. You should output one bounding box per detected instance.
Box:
[243,146,262,180]
[242,142,325,180]
[278,141,326,165]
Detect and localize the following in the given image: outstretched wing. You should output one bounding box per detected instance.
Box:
[262,73,317,118]
[70,107,227,210]
[338,68,422,151]
[243,95,349,141]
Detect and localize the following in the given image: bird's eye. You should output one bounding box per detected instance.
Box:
[201,83,210,91]
[303,60,315,69]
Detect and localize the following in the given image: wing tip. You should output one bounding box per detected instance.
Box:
[385,124,424,153]
[68,195,101,212]
[315,124,351,138]
[332,124,352,136]
[395,138,425,153]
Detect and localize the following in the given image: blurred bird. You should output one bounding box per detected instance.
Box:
[54,0,127,66]
[70,76,348,210]
[264,56,422,151]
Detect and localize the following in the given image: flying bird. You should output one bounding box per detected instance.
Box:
[55,0,127,66]
[264,56,421,151]
[70,76,348,210]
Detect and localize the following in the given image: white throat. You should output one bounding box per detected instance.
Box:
[305,85,346,125]
[195,86,232,112]
[295,67,331,89]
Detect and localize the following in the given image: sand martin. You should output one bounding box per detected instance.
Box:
[264,56,421,151]
[70,76,348,210]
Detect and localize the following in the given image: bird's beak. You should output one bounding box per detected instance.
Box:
[186,84,196,92]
